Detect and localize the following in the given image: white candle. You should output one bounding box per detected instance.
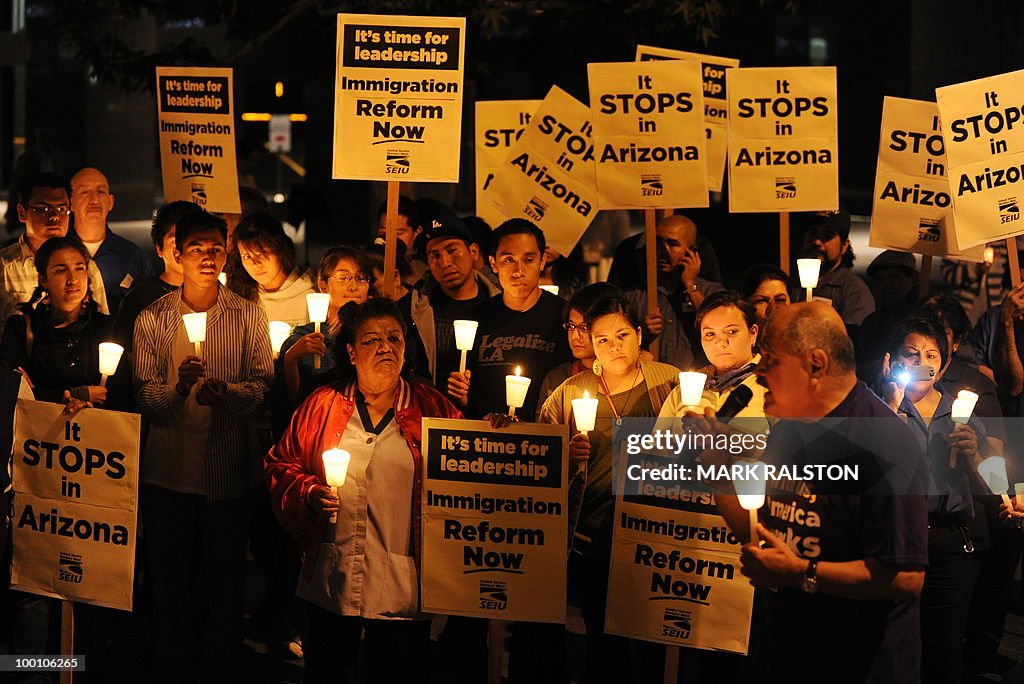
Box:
[951,390,980,425]
[306,293,331,369]
[797,258,821,302]
[269,321,292,359]
[98,342,124,388]
[539,285,560,296]
[984,247,995,266]
[735,462,767,545]
[182,312,207,357]
[505,366,531,418]
[322,448,351,524]
[978,456,1011,506]
[677,371,707,409]
[453,320,478,374]
[572,390,599,434]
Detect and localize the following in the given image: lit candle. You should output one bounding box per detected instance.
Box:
[182,312,207,357]
[539,285,560,296]
[269,321,292,359]
[984,247,995,267]
[217,272,227,286]
[978,456,1012,507]
[1015,483,1024,509]
[677,372,707,409]
[306,293,331,370]
[322,448,351,524]
[950,390,981,468]
[97,342,124,388]
[571,390,599,477]
[735,463,767,546]
[453,320,479,374]
[505,366,531,418]
[797,258,821,303]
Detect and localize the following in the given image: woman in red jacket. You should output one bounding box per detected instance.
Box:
[265,297,460,683]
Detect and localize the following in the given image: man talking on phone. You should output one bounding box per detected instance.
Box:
[624,214,723,369]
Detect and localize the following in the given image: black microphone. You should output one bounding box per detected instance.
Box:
[716,384,754,424]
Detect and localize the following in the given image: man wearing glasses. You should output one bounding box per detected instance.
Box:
[0,172,108,336]
[399,216,499,388]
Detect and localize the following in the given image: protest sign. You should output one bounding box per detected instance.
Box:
[11,401,141,612]
[156,66,240,213]
[588,60,708,209]
[421,418,567,623]
[332,14,466,182]
[636,45,739,193]
[475,100,542,227]
[481,85,600,256]
[727,67,838,213]
[936,69,1024,249]
[870,97,985,260]
[605,449,753,653]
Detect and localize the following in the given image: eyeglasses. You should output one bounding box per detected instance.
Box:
[563,322,589,334]
[327,273,370,285]
[24,205,71,218]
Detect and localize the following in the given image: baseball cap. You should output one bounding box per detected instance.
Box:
[796,207,851,241]
[416,215,473,250]
[867,250,918,278]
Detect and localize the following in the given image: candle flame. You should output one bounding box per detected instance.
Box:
[515,366,521,376]
[583,390,589,399]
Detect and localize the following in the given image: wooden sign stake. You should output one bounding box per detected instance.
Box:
[779,212,790,275]
[919,255,932,299]
[1008,237,1021,287]
[60,600,74,684]
[488,619,505,684]
[645,208,661,360]
[382,181,401,300]
[663,645,680,684]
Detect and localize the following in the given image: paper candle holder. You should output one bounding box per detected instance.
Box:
[506,366,531,417]
[571,390,599,434]
[322,448,352,524]
[951,390,980,425]
[677,372,707,408]
[98,342,124,386]
[453,320,478,351]
[306,293,331,323]
[269,321,292,357]
[539,285,560,296]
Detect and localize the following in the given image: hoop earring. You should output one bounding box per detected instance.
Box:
[592,359,602,376]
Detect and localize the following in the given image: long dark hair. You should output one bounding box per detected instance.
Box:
[228,213,298,300]
[29,236,94,311]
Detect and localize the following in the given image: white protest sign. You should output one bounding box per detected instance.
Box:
[475,100,542,228]
[936,70,1024,248]
[421,418,567,623]
[481,85,600,256]
[333,14,466,182]
[11,400,141,611]
[727,67,838,213]
[605,449,752,653]
[156,66,240,213]
[588,60,709,209]
[636,45,739,193]
[870,97,985,260]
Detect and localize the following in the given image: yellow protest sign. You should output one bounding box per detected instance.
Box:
[727,67,838,213]
[332,14,465,182]
[481,85,600,255]
[870,97,985,260]
[636,45,739,193]
[604,450,752,653]
[936,69,1024,248]
[475,100,542,228]
[588,60,709,209]
[420,419,567,623]
[11,400,141,611]
[156,66,240,213]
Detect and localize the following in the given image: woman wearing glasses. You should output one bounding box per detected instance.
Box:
[276,246,374,410]
[231,213,315,327]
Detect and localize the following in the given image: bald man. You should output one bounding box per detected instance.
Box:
[695,303,928,683]
[623,214,723,369]
[70,167,151,311]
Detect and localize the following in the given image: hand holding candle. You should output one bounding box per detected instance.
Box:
[735,462,767,545]
[453,320,478,374]
[269,321,292,359]
[322,448,351,524]
[97,342,124,388]
[571,390,599,477]
[182,312,207,357]
[306,293,331,370]
[797,258,821,303]
[505,366,531,418]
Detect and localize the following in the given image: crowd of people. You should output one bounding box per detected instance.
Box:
[0,167,1023,684]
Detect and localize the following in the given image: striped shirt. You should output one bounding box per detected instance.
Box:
[134,286,273,500]
[0,236,109,337]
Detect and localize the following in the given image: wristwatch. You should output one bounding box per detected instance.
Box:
[686,282,699,293]
[800,559,819,594]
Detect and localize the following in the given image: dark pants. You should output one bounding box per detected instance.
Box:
[248,490,302,642]
[142,484,257,683]
[965,504,1021,675]
[508,620,567,683]
[437,615,488,684]
[303,601,430,684]
[920,526,979,684]
[570,553,663,684]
